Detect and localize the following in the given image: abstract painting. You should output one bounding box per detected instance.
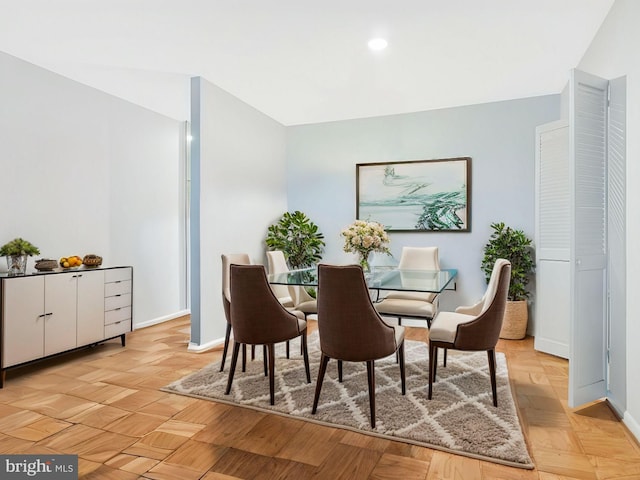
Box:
[356,157,471,232]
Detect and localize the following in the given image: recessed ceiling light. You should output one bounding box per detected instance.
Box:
[368,38,388,51]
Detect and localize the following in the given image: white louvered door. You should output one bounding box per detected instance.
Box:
[568,69,609,408]
[534,120,570,358]
[607,76,626,415]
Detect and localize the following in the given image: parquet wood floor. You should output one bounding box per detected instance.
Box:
[1,316,639,479]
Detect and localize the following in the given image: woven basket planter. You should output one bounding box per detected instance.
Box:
[499,300,528,340]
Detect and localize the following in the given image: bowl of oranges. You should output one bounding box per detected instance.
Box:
[60,256,83,269]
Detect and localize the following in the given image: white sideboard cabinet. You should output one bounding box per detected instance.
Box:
[0,266,132,387]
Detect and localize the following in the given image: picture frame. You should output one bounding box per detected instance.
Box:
[356,157,471,232]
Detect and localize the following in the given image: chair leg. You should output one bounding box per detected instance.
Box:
[225,341,241,395]
[366,360,376,428]
[337,360,343,383]
[242,344,247,372]
[251,344,256,360]
[312,354,330,414]
[268,343,276,405]
[443,348,447,367]
[219,322,232,372]
[488,349,498,407]
[428,342,436,400]
[398,341,406,395]
[432,344,439,382]
[286,340,290,359]
[301,332,311,383]
[263,345,268,377]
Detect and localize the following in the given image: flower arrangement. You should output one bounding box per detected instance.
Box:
[341,219,391,271]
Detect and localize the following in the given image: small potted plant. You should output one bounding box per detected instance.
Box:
[481,222,535,339]
[0,237,40,275]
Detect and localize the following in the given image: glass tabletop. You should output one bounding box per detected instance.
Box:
[267,266,457,294]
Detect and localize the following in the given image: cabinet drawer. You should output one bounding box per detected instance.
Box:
[105,293,131,311]
[105,320,130,338]
[105,268,132,283]
[105,280,131,297]
[105,306,131,326]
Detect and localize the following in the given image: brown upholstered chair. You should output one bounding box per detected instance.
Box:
[225,264,311,405]
[266,250,317,358]
[428,258,511,407]
[221,253,251,372]
[312,264,406,428]
[374,246,441,328]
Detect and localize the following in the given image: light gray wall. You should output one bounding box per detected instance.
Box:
[286,95,560,327]
[190,77,288,349]
[578,0,640,442]
[0,51,185,328]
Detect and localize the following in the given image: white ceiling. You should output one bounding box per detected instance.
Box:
[0,0,614,125]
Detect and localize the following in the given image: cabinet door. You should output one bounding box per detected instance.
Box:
[44,273,78,356]
[2,276,45,366]
[76,270,105,345]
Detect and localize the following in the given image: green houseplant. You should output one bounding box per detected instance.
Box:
[481,222,535,339]
[0,237,41,275]
[265,211,325,269]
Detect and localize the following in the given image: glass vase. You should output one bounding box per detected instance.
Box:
[359,252,372,273]
[6,254,28,276]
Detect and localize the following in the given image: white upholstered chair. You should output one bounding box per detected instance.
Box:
[428,258,511,407]
[266,250,294,308]
[374,246,441,327]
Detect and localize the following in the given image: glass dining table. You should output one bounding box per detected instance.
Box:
[267,265,457,295]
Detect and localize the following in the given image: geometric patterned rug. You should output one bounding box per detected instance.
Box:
[162,330,534,469]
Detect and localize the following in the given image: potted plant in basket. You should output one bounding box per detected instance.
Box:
[0,237,40,276]
[481,222,535,339]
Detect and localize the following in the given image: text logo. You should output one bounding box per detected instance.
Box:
[0,455,78,479]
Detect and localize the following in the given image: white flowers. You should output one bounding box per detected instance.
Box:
[341,220,391,258]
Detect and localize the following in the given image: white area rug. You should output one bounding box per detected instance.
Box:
[163,331,533,469]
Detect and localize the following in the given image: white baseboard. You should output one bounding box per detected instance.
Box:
[624,410,640,443]
[134,309,190,330]
[533,336,569,359]
[188,337,224,353]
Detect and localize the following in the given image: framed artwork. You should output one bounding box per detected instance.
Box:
[356,157,471,232]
